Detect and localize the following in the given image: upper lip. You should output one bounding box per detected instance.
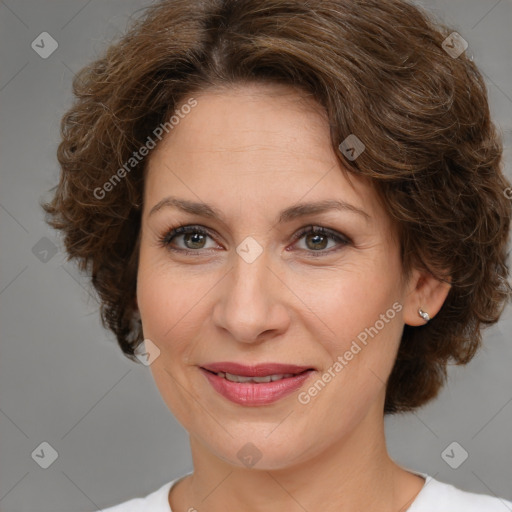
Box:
[200,362,314,377]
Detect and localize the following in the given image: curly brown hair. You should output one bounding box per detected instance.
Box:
[42,0,511,414]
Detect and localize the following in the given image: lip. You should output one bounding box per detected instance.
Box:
[200,362,314,377]
[199,365,315,406]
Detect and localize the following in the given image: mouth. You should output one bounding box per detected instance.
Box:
[200,361,315,380]
[201,367,312,383]
[199,362,316,406]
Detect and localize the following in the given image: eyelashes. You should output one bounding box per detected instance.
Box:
[157,224,351,257]
[158,225,215,253]
[289,225,351,255]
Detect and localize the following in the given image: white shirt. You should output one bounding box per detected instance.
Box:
[96,471,512,511]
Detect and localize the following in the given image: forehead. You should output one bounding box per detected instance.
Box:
[156,83,330,163]
[144,83,379,220]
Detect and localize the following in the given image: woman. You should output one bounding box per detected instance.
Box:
[43,0,512,510]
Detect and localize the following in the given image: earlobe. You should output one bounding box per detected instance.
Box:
[403,268,452,326]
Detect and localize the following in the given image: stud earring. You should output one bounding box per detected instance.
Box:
[418,308,431,322]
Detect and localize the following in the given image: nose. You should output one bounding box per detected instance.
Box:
[212,246,291,344]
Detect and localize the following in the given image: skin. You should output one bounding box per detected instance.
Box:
[135,82,451,512]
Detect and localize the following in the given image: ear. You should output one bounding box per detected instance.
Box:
[402,267,452,326]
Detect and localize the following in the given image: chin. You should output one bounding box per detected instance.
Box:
[203,431,313,471]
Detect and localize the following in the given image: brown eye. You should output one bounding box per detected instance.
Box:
[159,225,218,253]
[304,232,329,250]
[292,226,351,256]
[182,231,207,249]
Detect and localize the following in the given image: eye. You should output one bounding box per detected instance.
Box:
[290,226,351,256]
[158,225,219,254]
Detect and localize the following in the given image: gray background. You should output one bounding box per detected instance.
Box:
[0,0,511,511]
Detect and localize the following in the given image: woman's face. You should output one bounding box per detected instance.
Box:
[137,83,415,470]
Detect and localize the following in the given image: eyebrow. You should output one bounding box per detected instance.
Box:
[148,196,371,223]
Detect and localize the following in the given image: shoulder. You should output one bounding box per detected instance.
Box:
[408,474,512,512]
[90,472,192,512]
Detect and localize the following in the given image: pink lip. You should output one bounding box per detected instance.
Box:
[200,367,315,406]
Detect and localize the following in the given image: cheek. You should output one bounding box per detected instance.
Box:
[296,270,404,421]
[293,250,404,387]
[297,262,401,342]
[136,248,204,354]
[136,256,205,424]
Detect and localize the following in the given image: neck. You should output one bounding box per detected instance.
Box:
[170,401,425,512]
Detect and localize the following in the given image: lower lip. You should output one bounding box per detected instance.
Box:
[200,368,314,406]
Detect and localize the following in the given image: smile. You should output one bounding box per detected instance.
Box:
[200,367,315,406]
[212,371,297,383]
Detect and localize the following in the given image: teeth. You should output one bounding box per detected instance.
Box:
[219,372,296,383]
